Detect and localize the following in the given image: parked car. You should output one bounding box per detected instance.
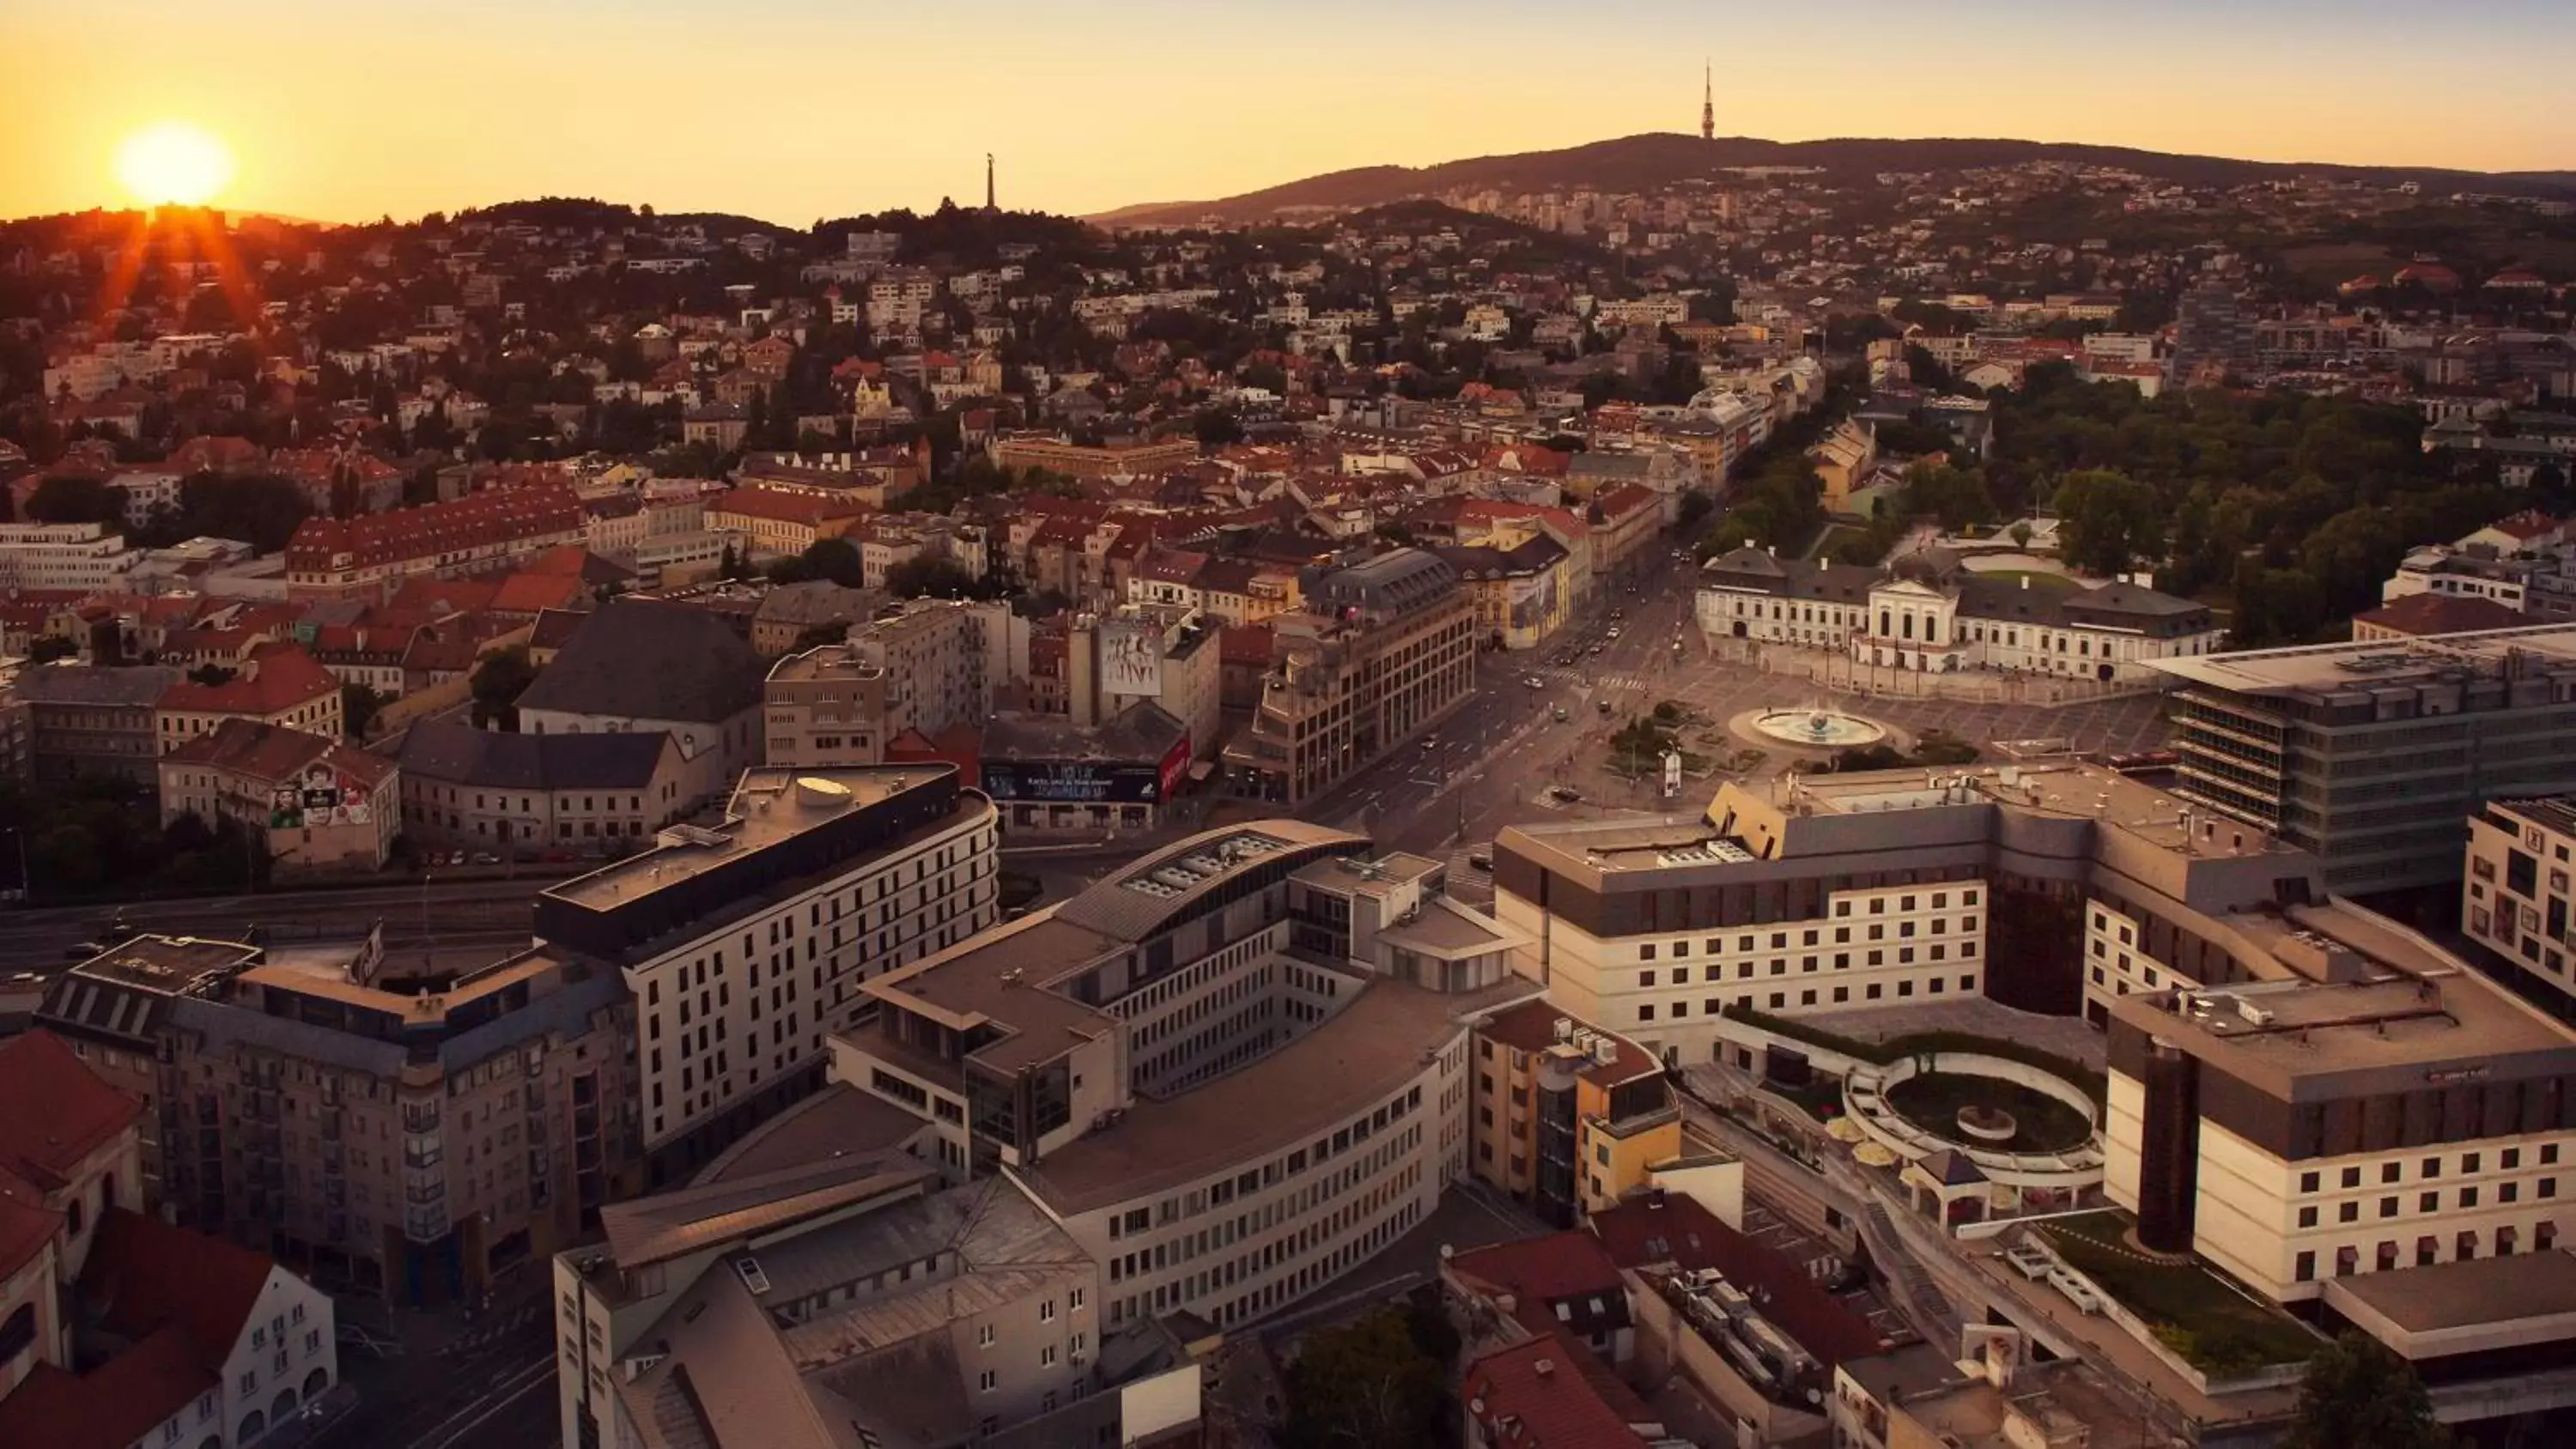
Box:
[1467,852,1492,872]
[1522,674,1546,688]
[64,940,105,961]
[1551,705,1569,722]
[1546,785,1582,803]
[1606,627,1622,640]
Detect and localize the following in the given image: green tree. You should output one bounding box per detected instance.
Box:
[27,475,125,528]
[2283,1334,2450,1449]
[1280,1306,1448,1449]
[341,682,387,741]
[2050,469,2165,577]
[185,664,238,687]
[1193,405,1245,447]
[470,646,538,730]
[886,555,976,598]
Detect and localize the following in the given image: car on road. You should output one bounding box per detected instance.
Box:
[1608,608,1624,621]
[1606,627,1622,640]
[1587,643,1605,655]
[1551,705,1569,722]
[1546,785,1582,803]
[471,852,501,865]
[1467,852,1492,872]
[1522,674,1546,688]
[64,940,106,961]
[1597,698,1613,715]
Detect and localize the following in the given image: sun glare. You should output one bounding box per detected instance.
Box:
[114,121,236,208]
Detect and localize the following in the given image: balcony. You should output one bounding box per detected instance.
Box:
[403,1142,442,1171]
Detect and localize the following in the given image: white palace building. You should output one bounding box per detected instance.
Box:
[1695,546,2223,682]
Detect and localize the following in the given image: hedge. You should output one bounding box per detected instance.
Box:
[1727,1006,2108,1104]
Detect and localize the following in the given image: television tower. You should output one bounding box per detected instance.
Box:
[985,153,996,211]
[1700,62,1714,142]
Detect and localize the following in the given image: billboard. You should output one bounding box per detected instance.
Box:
[1098,616,1164,698]
[983,733,1193,805]
[270,761,376,829]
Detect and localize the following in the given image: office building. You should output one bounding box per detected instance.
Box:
[1223,549,1476,805]
[836,821,1530,1333]
[0,521,137,592]
[2154,624,2576,893]
[15,662,180,790]
[552,1116,1204,1449]
[532,765,999,1183]
[2462,797,2576,1001]
[36,931,640,1306]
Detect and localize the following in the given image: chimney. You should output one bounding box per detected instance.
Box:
[2020,574,2030,590]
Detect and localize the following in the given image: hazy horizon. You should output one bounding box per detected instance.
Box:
[7,0,2575,227]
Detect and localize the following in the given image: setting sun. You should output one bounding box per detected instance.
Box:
[113,121,235,208]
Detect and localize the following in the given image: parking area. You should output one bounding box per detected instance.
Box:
[1735,1195,1917,1348]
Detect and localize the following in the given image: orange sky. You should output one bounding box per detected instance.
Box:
[4,1,2572,226]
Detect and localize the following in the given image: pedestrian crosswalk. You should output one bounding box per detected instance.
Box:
[1536,667,1656,694]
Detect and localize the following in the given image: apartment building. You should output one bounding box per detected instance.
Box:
[1467,999,1681,1228]
[1223,549,1476,806]
[15,662,179,790]
[2154,623,2576,893]
[2462,797,2576,1001]
[991,433,1199,480]
[283,484,587,602]
[36,931,640,1306]
[155,642,343,752]
[0,521,137,592]
[1698,547,2222,681]
[839,822,1529,1334]
[762,597,1020,767]
[532,765,999,1184]
[158,718,401,870]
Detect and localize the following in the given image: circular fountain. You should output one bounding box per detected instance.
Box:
[1749,707,1887,750]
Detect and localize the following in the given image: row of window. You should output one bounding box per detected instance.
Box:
[2296,1143,2561,1194]
[1637,937,1979,989]
[1637,973,1980,1022]
[2292,1221,2558,1282]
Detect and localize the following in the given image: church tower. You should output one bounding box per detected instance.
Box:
[1700,63,1714,141]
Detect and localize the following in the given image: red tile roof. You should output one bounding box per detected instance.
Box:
[163,718,392,792]
[2353,592,2527,638]
[158,642,337,718]
[82,1207,279,1371]
[284,483,584,573]
[0,1327,217,1449]
[1461,1337,1648,1449]
[1450,1230,1626,1307]
[709,486,870,527]
[1588,1192,1888,1370]
[0,1030,139,1194]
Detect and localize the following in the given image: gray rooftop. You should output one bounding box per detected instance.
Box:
[518,597,766,723]
[398,718,677,791]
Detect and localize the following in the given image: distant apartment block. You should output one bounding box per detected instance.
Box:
[283,484,587,601]
[991,433,1199,480]
[0,521,137,593]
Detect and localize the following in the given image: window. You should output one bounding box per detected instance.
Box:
[979,1369,998,1392]
[2299,1171,2319,1194]
[978,1325,995,1348]
[2297,1206,2318,1228]
[2293,1251,2315,1282]
[2341,1167,2361,1190]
